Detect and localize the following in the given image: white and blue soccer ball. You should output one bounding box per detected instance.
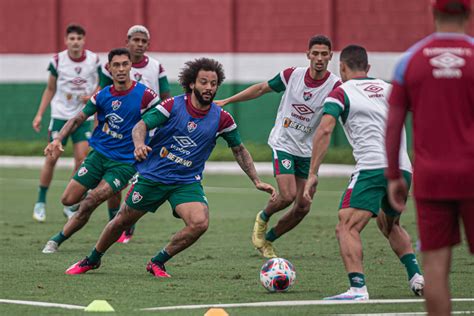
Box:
[260,257,296,292]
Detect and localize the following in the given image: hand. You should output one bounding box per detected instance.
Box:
[134,144,152,161]
[214,99,227,107]
[387,177,409,213]
[32,115,42,132]
[255,181,277,201]
[303,173,318,202]
[44,139,64,159]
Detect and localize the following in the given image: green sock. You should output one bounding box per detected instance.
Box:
[259,210,270,222]
[88,248,104,264]
[108,208,120,221]
[265,228,279,242]
[51,231,68,245]
[37,186,48,203]
[348,272,366,288]
[151,249,172,264]
[400,253,421,280]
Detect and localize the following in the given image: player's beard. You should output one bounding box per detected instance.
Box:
[193,89,215,106]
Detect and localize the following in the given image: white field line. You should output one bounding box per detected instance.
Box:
[0,299,85,310]
[0,298,472,313]
[0,156,354,177]
[0,177,343,196]
[140,298,474,311]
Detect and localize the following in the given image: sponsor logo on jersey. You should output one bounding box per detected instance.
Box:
[171,144,191,155]
[281,159,292,169]
[173,136,197,148]
[303,91,313,101]
[105,113,124,129]
[428,52,466,79]
[134,73,143,82]
[111,100,122,110]
[102,122,123,139]
[78,166,88,176]
[113,178,121,188]
[66,93,73,100]
[71,77,87,86]
[292,104,315,116]
[132,191,143,204]
[75,66,82,74]
[283,118,312,134]
[160,147,193,167]
[363,85,384,98]
[187,121,197,133]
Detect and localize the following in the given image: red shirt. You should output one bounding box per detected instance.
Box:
[386,33,474,199]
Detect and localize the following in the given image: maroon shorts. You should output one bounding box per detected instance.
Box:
[415,198,474,253]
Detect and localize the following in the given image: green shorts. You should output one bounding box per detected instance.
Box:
[72,150,136,193]
[125,175,208,218]
[272,148,310,179]
[339,168,412,217]
[49,118,92,145]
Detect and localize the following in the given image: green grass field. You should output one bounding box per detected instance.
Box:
[0,167,473,315]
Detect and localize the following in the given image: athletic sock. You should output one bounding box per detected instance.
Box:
[151,249,172,265]
[108,208,120,221]
[348,272,366,288]
[259,210,270,222]
[400,253,422,280]
[37,186,48,203]
[265,228,279,242]
[88,248,104,264]
[51,231,68,245]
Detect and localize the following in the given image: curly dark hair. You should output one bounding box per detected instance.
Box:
[178,58,225,93]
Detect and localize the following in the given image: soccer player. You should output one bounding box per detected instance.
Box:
[216,35,341,258]
[100,25,171,243]
[303,45,424,300]
[64,58,277,276]
[32,24,100,222]
[386,0,473,314]
[41,48,160,254]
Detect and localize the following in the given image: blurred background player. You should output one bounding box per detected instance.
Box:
[216,35,341,258]
[99,25,171,243]
[304,45,423,301]
[386,0,473,314]
[41,48,160,254]
[64,58,276,276]
[32,24,100,222]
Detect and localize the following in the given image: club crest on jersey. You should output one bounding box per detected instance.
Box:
[132,191,143,204]
[187,121,197,133]
[281,159,292,169]
[134,73,143,81]
[303,91,313,101]
[75,67,82,74]
[111,100,122,110]
[78,166,88,176]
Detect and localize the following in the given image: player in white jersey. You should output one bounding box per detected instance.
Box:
[216,35,341,258]
[303,45,424,301]
[32,24,100,222]
[99,25,171,243]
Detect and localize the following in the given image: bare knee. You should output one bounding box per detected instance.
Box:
[293,202,311,219]
[279,192,296,206]
[189,218,209,235]
[61,193,77,206]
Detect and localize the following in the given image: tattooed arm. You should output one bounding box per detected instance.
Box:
[132,120,152,161]
[231,144,276,199]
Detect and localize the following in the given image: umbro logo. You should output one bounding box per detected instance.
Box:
[363,85,383,93]
[71,77,87,86]
[173,136,197,148]
[430,52,465,69]
[291,104,314,116]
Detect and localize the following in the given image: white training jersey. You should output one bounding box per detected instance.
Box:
[268,67,341,157]
[323,78,412,172]
[101,55,166,95]
[49,49,100,120]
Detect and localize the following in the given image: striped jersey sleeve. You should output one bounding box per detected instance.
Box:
[268,67,296,92]
[140,88,161,113]
[142,97,173,129]
[217,110,241,147]
[48,54,59,77]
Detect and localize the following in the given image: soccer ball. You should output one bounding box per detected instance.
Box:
[259,258,296,292]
